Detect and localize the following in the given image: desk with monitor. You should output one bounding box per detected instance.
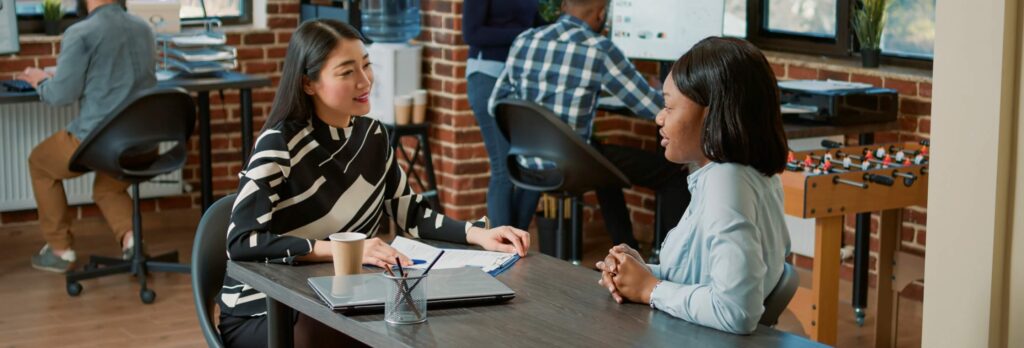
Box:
[0,71,271,213]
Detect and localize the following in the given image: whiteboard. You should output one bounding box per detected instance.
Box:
[0,0,17,55]
[610,0,724,61]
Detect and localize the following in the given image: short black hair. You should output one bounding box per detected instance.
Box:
[670,37,788,176]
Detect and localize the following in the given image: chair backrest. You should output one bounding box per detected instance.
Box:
[760,262,799,326]
[69,87,196,182]
[494,100,629,196]
[191,194,235,348]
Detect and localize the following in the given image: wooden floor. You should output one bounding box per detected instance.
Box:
[0,209,921,347]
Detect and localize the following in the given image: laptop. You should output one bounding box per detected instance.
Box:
[308,266,515,313]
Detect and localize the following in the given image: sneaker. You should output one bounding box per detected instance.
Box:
[31,245,76,273]
[122,236,134,260]
[121,236,148,260]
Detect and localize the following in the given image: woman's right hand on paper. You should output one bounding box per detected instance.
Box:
[363,237,412,268]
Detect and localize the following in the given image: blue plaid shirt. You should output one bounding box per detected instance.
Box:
[488,15,663,169]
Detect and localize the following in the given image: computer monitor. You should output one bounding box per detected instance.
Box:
[609,0,725,61]
[0,0,19,55]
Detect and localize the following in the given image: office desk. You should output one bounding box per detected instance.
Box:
[227,247,825,348]
[595,103,899,140]
[1,72,272,212]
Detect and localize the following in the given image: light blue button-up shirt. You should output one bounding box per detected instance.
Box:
[648,162,791,334]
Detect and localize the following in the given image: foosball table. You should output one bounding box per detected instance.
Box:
[782,140,929,347]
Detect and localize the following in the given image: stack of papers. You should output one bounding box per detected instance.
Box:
[156,32,237,76]
[390,237,520,276]
[778,79,874,92]
[163,32,227,47]
[164,46,237,62]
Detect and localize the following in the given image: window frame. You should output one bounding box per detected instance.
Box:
[746,0,853,57]
[745,0,933,68]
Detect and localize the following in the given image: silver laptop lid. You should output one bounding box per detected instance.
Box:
[308,266,515,310]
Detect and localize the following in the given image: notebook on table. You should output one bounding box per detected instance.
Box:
[308,266,516,313]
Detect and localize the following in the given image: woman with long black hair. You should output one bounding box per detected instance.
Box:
[216,19,531,347]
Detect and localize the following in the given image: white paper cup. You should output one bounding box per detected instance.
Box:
[394,95,413,125]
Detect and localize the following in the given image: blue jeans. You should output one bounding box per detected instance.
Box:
[467,72,540,230]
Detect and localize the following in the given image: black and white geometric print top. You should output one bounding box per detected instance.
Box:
[217,115,474,318]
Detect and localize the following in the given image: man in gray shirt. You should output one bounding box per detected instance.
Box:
[16,0,156,273]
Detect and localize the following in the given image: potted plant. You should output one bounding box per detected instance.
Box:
[852,0,890,68]
[539,0,562,23]
[42,0,62,36]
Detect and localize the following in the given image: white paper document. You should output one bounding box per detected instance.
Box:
[390,236,517,274]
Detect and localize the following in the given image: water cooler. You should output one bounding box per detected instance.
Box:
[366,43,421,125]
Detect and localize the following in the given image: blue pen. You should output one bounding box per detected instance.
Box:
[391,259,427,270]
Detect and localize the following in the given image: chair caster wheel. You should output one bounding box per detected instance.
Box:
[67,282,82,296]
[140,289,156,304]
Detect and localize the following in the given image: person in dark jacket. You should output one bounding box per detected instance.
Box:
[462,0,546,230]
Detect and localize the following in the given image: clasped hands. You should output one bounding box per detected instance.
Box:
[596,244,660,304]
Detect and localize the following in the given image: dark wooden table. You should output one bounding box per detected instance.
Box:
[227,245,826,348]
[1,71,272,212]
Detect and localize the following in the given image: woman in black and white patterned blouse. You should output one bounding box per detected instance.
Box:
[216,19,531,348]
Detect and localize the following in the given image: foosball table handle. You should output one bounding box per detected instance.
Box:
[821,139,844,149]
[864,173,895,186]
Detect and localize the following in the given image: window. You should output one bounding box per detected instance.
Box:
[723,0,747,37]
[738,0,933,65]
[14,0,78,17]
[181,0,252,26]
[880,0,934,59]
[747,0,851,56]
[766,0,837,38]
[181,0,242,19]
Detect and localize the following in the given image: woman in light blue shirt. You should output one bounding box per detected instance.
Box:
[596,37,791,335]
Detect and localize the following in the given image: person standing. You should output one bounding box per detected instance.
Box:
[463,0,546,230]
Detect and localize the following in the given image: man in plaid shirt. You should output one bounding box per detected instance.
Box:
[488,0,689,250]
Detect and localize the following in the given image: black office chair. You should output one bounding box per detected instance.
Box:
[64,87,195,303]
[760,263,800,326]
[192,194,235,348]
[494,100,630,264]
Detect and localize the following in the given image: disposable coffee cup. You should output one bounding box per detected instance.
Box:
[412,90,428,124]
[394,95,413,125]
[329,232,366,276]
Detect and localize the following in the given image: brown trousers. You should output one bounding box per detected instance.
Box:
[28,131,133,250]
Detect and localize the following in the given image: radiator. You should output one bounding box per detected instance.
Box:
[0,102,185,212]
